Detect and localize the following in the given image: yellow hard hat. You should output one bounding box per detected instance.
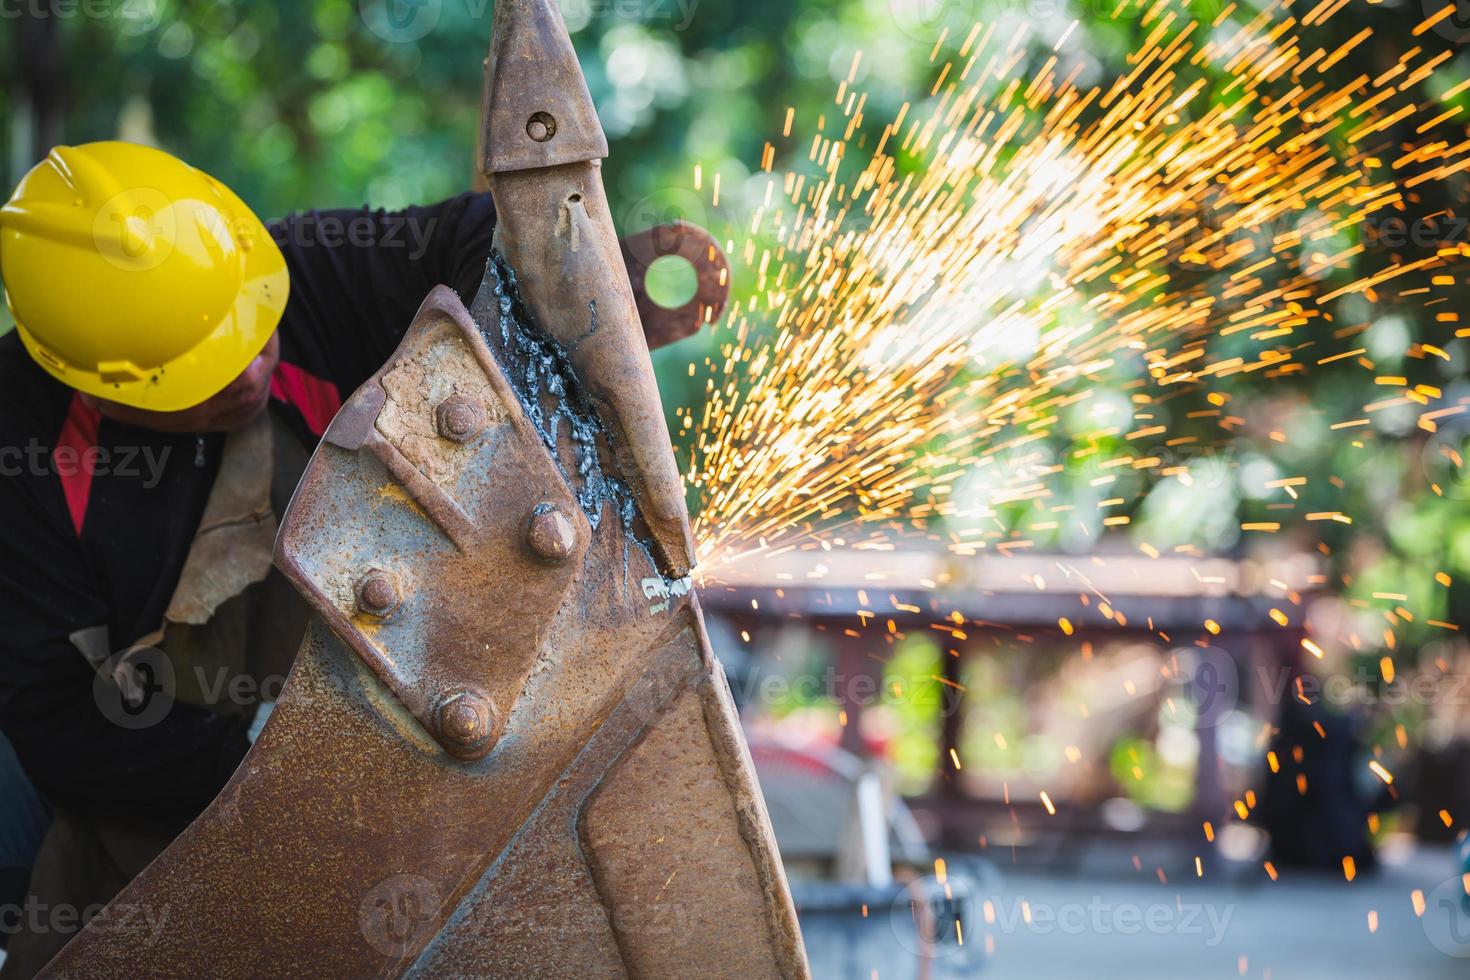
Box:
[0,141,289,411]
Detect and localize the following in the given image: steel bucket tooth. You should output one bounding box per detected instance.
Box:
[480,0,698,577]
[42,283,807,978]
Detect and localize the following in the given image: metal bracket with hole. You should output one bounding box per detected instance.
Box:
[621,221,732,349]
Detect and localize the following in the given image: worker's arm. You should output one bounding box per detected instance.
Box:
[268,192,499,399]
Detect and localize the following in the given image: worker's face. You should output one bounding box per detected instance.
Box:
[82,332,281,433]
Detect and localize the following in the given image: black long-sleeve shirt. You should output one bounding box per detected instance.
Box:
[0,192,496,818]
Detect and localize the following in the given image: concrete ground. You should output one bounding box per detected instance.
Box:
[978,843,1467,980]
[4,844,1461,977]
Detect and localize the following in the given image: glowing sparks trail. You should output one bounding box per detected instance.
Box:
[680,0,1470,576]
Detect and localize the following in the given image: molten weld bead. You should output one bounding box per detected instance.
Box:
[438,691,495,753]
[354,570,401,619]
[527,505,577,562]
[436,394,485,442]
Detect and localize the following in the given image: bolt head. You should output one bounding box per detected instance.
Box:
[526,111,557,143]
[436,395,485,443]
[527,505,577,562]
[438,691,495,754]
[354,569,402,619]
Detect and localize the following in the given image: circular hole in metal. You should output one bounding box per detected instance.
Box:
[526,111,557,142]
[644,255,699,309]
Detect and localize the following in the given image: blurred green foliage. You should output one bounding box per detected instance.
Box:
[1109,735,1193,813]
[878,635,945,793]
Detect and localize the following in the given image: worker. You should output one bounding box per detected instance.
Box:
[0,141,506,976]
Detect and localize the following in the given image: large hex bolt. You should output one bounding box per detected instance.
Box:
[354,569,402,620]
[437,690,496,757]
[526,504,577,563]
[436,394,485,443]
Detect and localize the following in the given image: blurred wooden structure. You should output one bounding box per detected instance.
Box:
[701,546,1318,859]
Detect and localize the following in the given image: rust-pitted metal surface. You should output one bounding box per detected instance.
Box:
[42,2,805,975]
[489,165,695,576]
[476,0,607,173]
[290,303,590,762]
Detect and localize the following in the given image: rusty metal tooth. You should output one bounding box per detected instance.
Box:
[481,0,697,576]
[478,0,606,173]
